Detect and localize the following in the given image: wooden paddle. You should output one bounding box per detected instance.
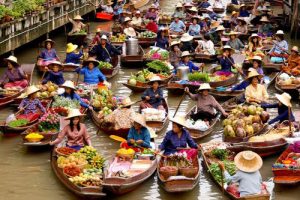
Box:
[173,93,186,118]
[288,106,293,135]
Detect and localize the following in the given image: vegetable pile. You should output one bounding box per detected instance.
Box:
[139,31,157,38]
[52,96,80,110]
[146,60,171,74]
[128,69,169,86]
[98,61,112,69]
[164,152,192,168]
[8,119,29,128]
[188,72,210,82]
[144,47,169,60]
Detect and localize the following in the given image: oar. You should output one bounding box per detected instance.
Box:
[173,93,186,117]
[110,134,126,143]
[40,70,47,83]
[288,106,293,135]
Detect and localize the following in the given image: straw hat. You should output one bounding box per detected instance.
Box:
[181,51,191,57]
[96,28,101,33]
[275,92,292,107]
[232,11,237,16]
[124,27,136,37]
[26,85,40,96]
[169,115,188,128]
[246,70,263,80]
[189,7,198,12]
[149,4,157,10]
[82,57,100,67]
[176,3,183,8]
[228,31,239,35]
[206,7,213,12]
[180,33,193,42]
[101,35,108,40]
[216,25,225,31]
[234,151,263,173]
[249,33,262,42]
[222,45,234,53]
[237,17,247,24]
[260,16,269,22]
[124,17,132,23]
[291,46,299,54]
[74,15,83,20]
[135,10,141,15]
[47,61,63,70]
[197,83,211,91]
[170,40,180,47]
[210,21,220,29]
[183,2,192,7]
[148,76,163,84]
[61,80,76,90]
[65,108,86,120]
[107,1,113,5]
[4,55,20,67]
[222,15,231,21]
[66,43,78,53]
[275,30,284,35]
[131,113,147,127]
[121,97,135,107]
[249,55,263,63]
[43,39,55,47]
[117,0,123,2]
[240,4,246,8]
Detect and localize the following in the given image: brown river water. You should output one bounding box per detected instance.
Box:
[0,1,300,199]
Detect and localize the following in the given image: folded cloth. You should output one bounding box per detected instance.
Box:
[17,113,40,122]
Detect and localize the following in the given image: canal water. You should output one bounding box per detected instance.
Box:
[0,1,300,199]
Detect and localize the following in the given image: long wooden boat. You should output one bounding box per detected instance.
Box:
[67,33,87,46]
[262,56,282,72]
[121,45,145,67]
[200,147,270,200]
[272,146,300,184]
[100,56,120,79]
[213,7,225,13]
[185,106,220,141]
[103,156,157,195]
[21,124,58,146]
[210,89,244,101]
[193,53,217,62]
[51,149,106,198]
[166,77,184,94]
[275,72,300,99]
[157,157,201,192]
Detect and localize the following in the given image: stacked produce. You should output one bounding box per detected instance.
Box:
[98,61,113,70]
[92,89,116,111]
[38,112,60,132]
[56,147,77,156]
[144,47,169,60]
[75,83,92,97]
[51,96,81,116]
[146,60,171,74]
[186,71,235,86]
[117,148,135,158]
[278,73,300,86]
[128,69,169,86]
[8,119,29,128]
[273,151,300,169]
[138,31,157,38]
[111,34,126,43]
[25,133,44,142]
[223,105,269,138]
[142,108,165,121]
[186,119,209,131]
[36,82,58,98]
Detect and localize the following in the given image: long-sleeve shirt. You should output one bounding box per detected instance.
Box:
[42,71,65,85]
[269,40,288,54]
[234,25,248,34]
[89,44,120,62]
[19,98,46,114]
[141,88,163,108]
[239,10,250,17]
[146,22,158,33]
[65,51,83,64]
[75,67,106,84]
[159,129,198,155]
[169,21,186,33]
[69,18,86,34]
[60,93,89,108]
[245,84,269,103]
[53,123,91,147]
[39,49,58,60]
[261,103,295,124]
[127,127,151,148]
[0,67,27,84]
[156,37,169,49]
[187,93,226,115]
[224,170,262,197]
[177,61,199,73]
[188,24,201,36]
[131,17,143,26]
[145,12,157,20]
[226,38,244,50]
[198,40,215,55]
[219,56,234,72]
[199,2,211,8]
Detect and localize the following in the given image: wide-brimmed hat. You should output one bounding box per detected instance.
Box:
[101,34,108,40]
[249,55,264,64]
[222,15,231,21]
[197,83,211,91]
[74,15,83,20]
[240,4,246,8]
[181,51,191,58]
[4,55,20,67]
[176,3,183,8]
[234,151,263,173]
[189,7,198,12]
[170,40,180,47]
[148,76,163,84]
[169,115,188,128]
[232,11,237,15]
[124,17,132,23]
[47,61,63,70]
[43,39,55,47]
[66,43,78,53]
[65,108,86,120]
[276,30,284,35]
[124,27,136,37]
[149,4,157,10]
[216,25,225,31]
[107,1,113,5]
[121,97,135,107]
[210,21,220,29]
[249,33,262,42]
[183,2,192,7]
[291,46,299,54]
[135,10,141,15]
[206,7,213,12]
[275,92,292,107]
[191,15,200,21]
[221,45,234,53]
[96,28,101,33]
[228,31,239,35]
[26,85,40,96]
[246,70,263,80]
[131,113,147,127]
[61,80,76,90]
[237,17,247,24]
[83,57,100,67]
[180,33,193,42]
[260,16,269,22]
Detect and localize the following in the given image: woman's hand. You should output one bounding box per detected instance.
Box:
[155,94,159,98]
[145,96,150,100]
[136,140,144,145]
[130,139,135,144]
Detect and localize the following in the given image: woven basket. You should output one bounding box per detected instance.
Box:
[179,167,198,178]
[159,166,178,180]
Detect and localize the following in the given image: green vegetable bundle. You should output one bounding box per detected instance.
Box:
[146,60,170,74]
[212,149,229,161]
[188,72,210,82]
[52,96,80,109]
[98,61,112,69]
[8,119,29,128]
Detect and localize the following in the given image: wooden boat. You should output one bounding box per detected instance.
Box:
[67,32,87,46]
[132,25,147,33]
[193,53,217,62]
[209,89,244,101]
[263,56,282,72]
[51,149,106,198]
[200,147,270,200]
[90,109,129,138]
[103,156,157,195]
[121,45,145,67]
[0,64,34,109]
[275,72,300,99]
[213,7,225,13]
[186,106,220,141]
[166,77,185,95]
[96,12,114,21]
[100,56,120,79]
[157,157,201,192]
[21,124,58,146]
[138,37,157,47]
[272,146,300,184]
[226,3,240,12]
[36,60,80,73]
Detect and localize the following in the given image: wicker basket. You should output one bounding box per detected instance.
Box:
[179,167,198,178]
[159,166,178,180]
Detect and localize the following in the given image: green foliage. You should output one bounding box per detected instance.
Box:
[188,72,210,82]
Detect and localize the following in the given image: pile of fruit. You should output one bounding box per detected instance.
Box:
[98,61,113,69]
[117,148,135,157]
[159,14,172,23]
[210,72,235,82]
[278,73,300,86]
[36,82,58,99]
[164,152,192,168]
[25,133,44,142]
[144,47,169,60]
[92,89,116,110]
[57,152,88,168]
[76,83,93,97]
[128,69,169,86]
[223,105,269,138]
[139,31,157,38]
[56,147,77,156]
[111,34,126,43]
[63,166,81,177]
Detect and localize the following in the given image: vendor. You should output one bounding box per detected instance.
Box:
[180,33,194,52]
[247,33,263,53]
[0,56,28,89]
[195,34,215,55]
[38,39,59,66]
[245,70,269,104]
[213,0,224,9]
[131,11,143,27]
[282,46,300,75]
[145,4,158,20]
[262,92,295,125]
[249,56,264,75]
[68,15,86,35]
[198,0,211,8]
[188,16,201,36]
[185,83,228,121]
[258,16,273,37]
[65,43,83,64]
[75,57,107,85]
[42,61,65,86]
[123,17,132,29]
[172,3,186,19]
[50,108,92,150]
[178,51,202,73]
[268,30,289,63]
[101,1,114,13]
[146,17,158,33]
[226,31,244,51]
[156,27,169,49]
[91,28,102,46]
[18,85,46,122]
[158,115,198,156]
[239,4,250,17]
[231,11,238,27]
[114,0,124,17]
[213,25,225,46]
[218,45,236,73]
[90,35,120,62]
[234,17,248,34]
[60,80,91,110]
[169,41,182,69]
[220,151,264,197]
[140,77,164,110]
[169,15,186,35]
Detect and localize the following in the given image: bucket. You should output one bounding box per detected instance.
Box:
[177,66,190,80]
[126,38,139,55]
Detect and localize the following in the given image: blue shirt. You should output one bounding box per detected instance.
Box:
[76,67,106,84]
[219,56,234,72]
[42,71,65,85]
[261,103,295,124]
[169,20,186,33]
[60,93,89,108]
[231,80,249,91]
[209,12,218,20]
[239,10,250,17]
[156,37,169,49]
[89,44,120,62]
[188,24,201,36]
[39,49,58,60]
[199,2,211,8]
[127,127,151,148]
[142,88,163,108]
[159,129,198,155]
[176,61,199,73]
[269,40,288,54]
[65,51,83,64]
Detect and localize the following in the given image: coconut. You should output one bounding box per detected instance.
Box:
[243,116,252,125]
[224,125,235,137]
[252,123,261,133]
[222,119,232,126]
[236,127,246,137]
[237,112,246,119]
[242,106,248,114]
[236,119,245,128]
[260,111,270,123]
[245,125,254,136]
[252,115,261,124]
[247,105,257,115]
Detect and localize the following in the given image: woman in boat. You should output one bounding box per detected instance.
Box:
[185,83,228,121]
[195,34,215,55]
[50,108,92,150]
[198,0,211,8]
[113,0,124,18]
[199,17,209,33]
[158,115,198,156]
[218,45,239,74]
[65,43,83,64]
[42,61,65,86]
[156,28,169,49]
[75,57,107,85]
[213,25,225,46]
[282,46,300,76]
[180,33,194,52]
[131,10,143,27]
[145,4,158,20]
[177,51,202,73]
[60,80,92,110]
[220,151,265,197]
[268,30,289,63]
[245,70,269,104]
[213,0,224,9]
[188,16,201,36]
[122,17,132,30]
[38,39,59,66]
[91,28,102,46]
[172,3,186,19]
[239,4,250,17]
[231,11,239,27]
[186,7,198,20]
[169,15,186,35]
[258,16,273,37]
[18,85,46,122]
[222,15,232,29]
[262,92,295,125]
[169,41,182,69]
[0,56,28,89]
[247,33,263,53]
[206,7,218,21]
[140,78,164,110]
[68,15,86,35]
[226,31,244,51]
[234,17,248,34]
[146,17,158,33]
[101,1,113,14]
[248,56,264,75]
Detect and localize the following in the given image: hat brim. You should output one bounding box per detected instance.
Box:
[221,48,235,54]
[197,87,211,92]
[61,85,76,90]
[66,45,78,53]
[120,102,135,108]
[170,42,180,47]
[148,80,164,85]
[234,151,263,173]
[65,114,86,120]
[246,74,263,80]
[249,35,262,41]
[47,62,63,70]
[291,49,299,54]
[180,36,193,42]
[275,94,292,107]
[132,118,147,127]
[169,117,188,128]
[181,53,191,58]
[27,88,40,96]
[83,60,99,67]
[5,59,20,67]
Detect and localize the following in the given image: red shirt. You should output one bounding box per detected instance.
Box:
[146,22,158,33]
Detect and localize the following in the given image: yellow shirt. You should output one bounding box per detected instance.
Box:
[245,84,269,102]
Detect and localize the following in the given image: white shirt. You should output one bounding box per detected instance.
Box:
[198,40,215,55]
[132,17,143,26]
[102,5,113,13]
[213,1,223,9]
